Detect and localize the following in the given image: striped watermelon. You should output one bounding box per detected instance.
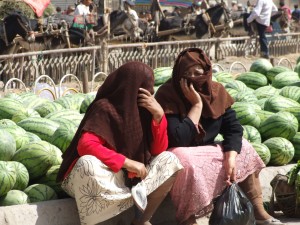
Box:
[80,92,96,113]
[279,86,300,103]
[263,137,294,166]
[0,190,29,206]
[9,161,29,191]
[0,129,16,161]
[34,101,65,117]
[11,108,40,123]
[23,96,50,110]
[272,71,300,89]
[254,86,279,100]
[235,72,268,89]
[294,62,300,76]
[17,117,60,143]
[50,117,79,128]
[54,94,85,112]
[36,165,68,198]
[256,98,268,109]
[256,110,274,124]
[266,66,291,83]
[154,67,172,85]
[225,80,248,92]
[0,98,26,120]
[0,161,16,197]
[25,132,41,142]
[2,125,29,150]
[234,91,258,103]
[251,142,271,165]
[242,125,261,143]
[50,123,77,153]
[291,132,300,161]
[225,88,238,99]
[214,71,234,83]
[259,111,298,141]
[263,95,300,113]
[231,103,261,128]
[12,141,58,180]
[250,58,273,75]
[24,184,57,203]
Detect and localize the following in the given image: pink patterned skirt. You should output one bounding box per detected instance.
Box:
[169,139,265,224]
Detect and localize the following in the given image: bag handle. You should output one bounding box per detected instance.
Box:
[269,176,281,217]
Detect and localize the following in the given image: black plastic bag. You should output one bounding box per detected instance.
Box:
[209,182,255,225]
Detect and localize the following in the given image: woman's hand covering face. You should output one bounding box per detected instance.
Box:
[180,78,202,107]
[137,88,164,123]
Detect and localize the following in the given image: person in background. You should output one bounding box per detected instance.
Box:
[232,3,245,20]
[124,0,139,23]
[278,1,291,33]
[56,61,183,225]
[155,47,285,225]
[291,4,300,31]
[171,6,182,17]
[65,5,75,15]
[245,0,278,59]
[56,6,62,14]
[231,0,238,12]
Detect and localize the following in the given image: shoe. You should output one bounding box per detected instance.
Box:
[256,217,286,225]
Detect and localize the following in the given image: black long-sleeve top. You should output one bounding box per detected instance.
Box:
[166,108,244,153]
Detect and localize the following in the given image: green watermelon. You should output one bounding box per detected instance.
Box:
[154,67,172,85]
[254,86,279,100]
[263,95,300,113]
[2,125,29,150]
[9,161,29,191]
[34,101,65,117]
[266,66,291,82]
[0,161,16,197]
[235,72,268,89]
[0,98,26,120]
[250,58,273,75]
[12,141,58,180]
[0,129,16,161]
[54,94,85,112]
[24,184,57,203]
[259,111,298,141]
[242,125,261,143]
[80,92,96,113]
[279,86,300,103]
[0,190,29,206]
[11,108,40,123]
[291,132,300,161]
[251,142,271,165]
[263,137,294,166]
[272,71,300,89]
[50,123,77,153]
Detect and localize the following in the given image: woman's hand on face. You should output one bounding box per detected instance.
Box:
[224,151,237,186]
[123,158,148,179]
[180,79,202,107]
[138,88,164,123]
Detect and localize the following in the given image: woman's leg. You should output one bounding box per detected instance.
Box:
[239,172,270,220]
[132,172,178,225]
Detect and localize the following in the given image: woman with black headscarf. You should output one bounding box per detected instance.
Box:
[57,61,183,225]
[155,48,284,225]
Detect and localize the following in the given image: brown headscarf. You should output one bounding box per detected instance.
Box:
[57,62,154,182]
[155,48,234,119]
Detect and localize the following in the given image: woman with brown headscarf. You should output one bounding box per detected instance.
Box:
[56,61,183,225]
[155,48,284,225]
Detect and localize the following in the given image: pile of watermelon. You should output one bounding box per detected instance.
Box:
[0,91,96,206]
[213,57,300,167]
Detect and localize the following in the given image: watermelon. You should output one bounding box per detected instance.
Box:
[256,98,268,109]
[0,119,16,126]
[50,117,79,128]
[251,142,271,165]
[0,98,26,120]
[259,111,298,141]
[254,86,279,100]
[0,190,29,206]
[231,103,261,128]
[0,161,16,197]
[24,184,57,203]
[256,110,274,123]
[9,161,29,191]
[263,137,294,166]
[272,71,300,89]
[226,88,238,99]
[294,62,300,76]
[36,165,68,198]
[263,95,300,113]
[34,101,65,117]
[279,86,300,103]
[250,58,273,75]
[80,92,96,113]
[154,67,172,85]
[235,72,268,89]
[54,94,85,112]
[214,71,234,83]
[11,108,40,123]
[242,125,261,143]
[2,125,29,150]
[266,66,291,82]
[225,80,248,92]
[50,123,77,153]
[12,141,58,180]
[233,91,258,103]
[23,96,49,109]
[17,117,60,143]
[0,129,16,161]
[25,132,42,142]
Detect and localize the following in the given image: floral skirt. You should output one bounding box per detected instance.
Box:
[169,139,265,224]
[61,151,183,225]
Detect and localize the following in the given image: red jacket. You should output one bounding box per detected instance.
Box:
[64,115,168,179]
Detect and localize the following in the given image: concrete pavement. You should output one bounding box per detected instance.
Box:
[1,164,300,225]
